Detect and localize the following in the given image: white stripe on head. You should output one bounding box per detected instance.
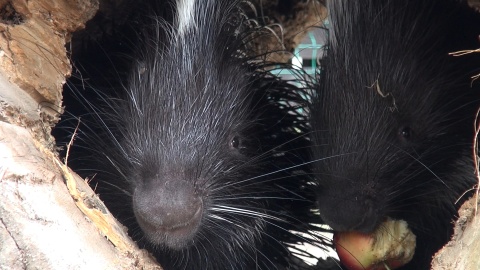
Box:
[176,0,196,36]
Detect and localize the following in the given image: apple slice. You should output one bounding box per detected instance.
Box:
[334,219,416,270]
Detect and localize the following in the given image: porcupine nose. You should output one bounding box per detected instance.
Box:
[133,179,203,249]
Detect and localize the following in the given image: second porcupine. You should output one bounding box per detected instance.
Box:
[310,0,480,269]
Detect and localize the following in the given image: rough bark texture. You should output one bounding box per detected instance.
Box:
[0,0,97,113]
[431,195,480,269]
[0,121,160,270]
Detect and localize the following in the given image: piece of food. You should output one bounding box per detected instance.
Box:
[334,219,416,270]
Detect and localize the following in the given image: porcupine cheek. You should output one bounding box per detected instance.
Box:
[132,179,203,250]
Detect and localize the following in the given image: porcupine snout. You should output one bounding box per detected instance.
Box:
[133,178,203,249]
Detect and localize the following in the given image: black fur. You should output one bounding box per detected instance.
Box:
[310,0,480,268]
[55,0,329,269]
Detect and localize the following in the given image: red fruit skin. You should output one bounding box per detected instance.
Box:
[334,232,406,270]
[334,232,375,270]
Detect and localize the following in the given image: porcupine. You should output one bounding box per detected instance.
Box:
[55,0,331,269]
[310,0,480,268]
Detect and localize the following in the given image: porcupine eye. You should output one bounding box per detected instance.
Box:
[230,133,258,156]
[398,126,413,143]
[230,135,241,149]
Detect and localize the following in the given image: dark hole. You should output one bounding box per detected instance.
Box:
[0,2,25,25]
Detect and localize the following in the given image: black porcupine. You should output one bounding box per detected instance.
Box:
[55,0,331,269]
[310,0,480,269]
